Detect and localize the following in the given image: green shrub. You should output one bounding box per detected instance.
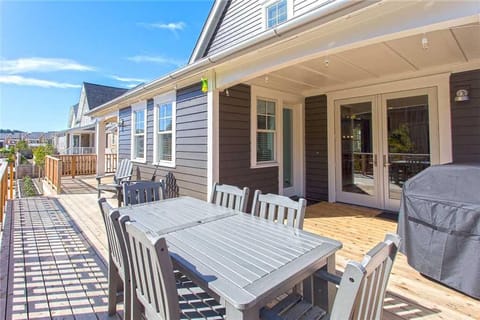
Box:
[22,176,37,197]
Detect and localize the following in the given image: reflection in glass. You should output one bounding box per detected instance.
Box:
[341,102,374,196]
[387,95,430,200]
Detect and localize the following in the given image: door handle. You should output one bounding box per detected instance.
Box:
[383,155,390,167]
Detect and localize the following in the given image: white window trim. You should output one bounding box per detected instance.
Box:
[261,0,293,30]
[251,87,280,169]
[153,91,176,168]
[130,101,147,163]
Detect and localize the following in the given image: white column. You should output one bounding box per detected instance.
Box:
[207,70,219,201]
[96,120,106,176]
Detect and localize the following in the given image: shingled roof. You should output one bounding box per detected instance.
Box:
[83,82,128,110]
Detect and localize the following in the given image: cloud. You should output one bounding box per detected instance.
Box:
[0,57,95,74]
[127,55,185,67]
[138,22,186,32]
[111,75,147,83]
[0,75,80,88]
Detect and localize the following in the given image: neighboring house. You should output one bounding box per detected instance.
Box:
[56,82,127,154]
[88,0,480,211]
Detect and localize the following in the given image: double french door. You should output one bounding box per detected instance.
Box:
[335,88,438,211]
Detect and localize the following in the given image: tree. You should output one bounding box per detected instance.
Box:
[33,144,54,177]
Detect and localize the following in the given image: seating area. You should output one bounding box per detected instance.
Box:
[1,178,478,320]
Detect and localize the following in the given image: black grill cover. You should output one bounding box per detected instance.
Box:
[397,163,480,299]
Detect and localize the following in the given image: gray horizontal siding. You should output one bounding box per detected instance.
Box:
[219,84,278,210]
[305,94,328,202]
[206,0,263,57]
[131,83,209,200]
[118,106,132,161]
[451,69,480,163]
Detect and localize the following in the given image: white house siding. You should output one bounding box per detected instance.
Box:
[293,0,331,17]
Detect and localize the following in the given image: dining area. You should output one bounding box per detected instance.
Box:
[98,179,401,320]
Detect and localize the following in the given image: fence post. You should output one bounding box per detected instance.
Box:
[71,155,76,178]
[9,161,14,199]
[57,159,62,193]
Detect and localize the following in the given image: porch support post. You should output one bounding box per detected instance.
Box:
[96,120,106,177]
[207,70,219,201]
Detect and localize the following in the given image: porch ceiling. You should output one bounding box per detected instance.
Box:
[246,23,480,95]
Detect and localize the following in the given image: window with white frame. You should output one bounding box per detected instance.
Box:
[131,104,146,161]
[154,92,176,166]
[256,98,276,163]
[266,0,287,28]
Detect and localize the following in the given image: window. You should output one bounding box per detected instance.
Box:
[256,99,276,162]
[154,92,176,166]
[266,0,287,28]
[131,103,146,161]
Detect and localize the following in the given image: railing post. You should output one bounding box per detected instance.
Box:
[71,155,76,178]
[57,159,62,193]
[9,161,14,199]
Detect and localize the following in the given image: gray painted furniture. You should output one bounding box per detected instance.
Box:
[123,220,179,319]
[251,190,307,229]
[117,196,342,320]
[210,182,250,212]
[261,233,401,320]
[164,172,179,199]
[122,180,164,205]
[98,198,137,320]
[97,159,133,207]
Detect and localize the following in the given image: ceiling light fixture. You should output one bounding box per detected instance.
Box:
[421,34,429,50]
[265,75,269,83]
[324,58,330,68]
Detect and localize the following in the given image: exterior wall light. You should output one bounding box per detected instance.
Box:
[454,89,469,102]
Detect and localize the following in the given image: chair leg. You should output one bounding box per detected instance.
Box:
[124,280,131,320]
[107,260,120,315]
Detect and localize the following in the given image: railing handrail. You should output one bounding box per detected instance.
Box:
[1,161,10,226]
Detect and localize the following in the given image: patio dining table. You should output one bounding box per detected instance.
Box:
[118,196,342,320]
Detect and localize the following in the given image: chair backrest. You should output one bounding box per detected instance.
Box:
[123,180,164,205]
[210,182,250,212]
[251,190,307,229]
[114,159,133,184]
[164,172,179,199]
[330,233,401,320]
[123,218,179,320]
[98,198,127,279]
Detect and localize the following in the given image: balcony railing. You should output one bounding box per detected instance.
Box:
[58,154,97,177]
[45,155,62,193]
[64,147,95,155]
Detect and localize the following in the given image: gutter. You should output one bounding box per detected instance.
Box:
[88,0,379,117]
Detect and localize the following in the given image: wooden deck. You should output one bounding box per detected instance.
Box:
[2,177,479,319]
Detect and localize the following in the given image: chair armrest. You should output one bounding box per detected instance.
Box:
[315,269,342,285]
[117,174,132,181]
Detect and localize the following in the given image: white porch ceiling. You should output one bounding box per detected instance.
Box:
[245,23,480,96]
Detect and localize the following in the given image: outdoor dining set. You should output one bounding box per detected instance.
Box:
[97,159,401,320]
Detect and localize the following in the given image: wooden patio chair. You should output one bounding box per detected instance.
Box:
[251,190,307,229]
[122,180,164,205]
[164,171,179,199]
[210,182,250,212]
[97,158,133,207]
[260,233,401,320]
[97,198,138,320]
[120,216,225,320]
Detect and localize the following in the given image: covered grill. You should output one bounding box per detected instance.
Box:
[397,163,480,299]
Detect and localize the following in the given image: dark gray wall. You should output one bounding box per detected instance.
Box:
[218,84,278,208]
[305,94,328,202]
[451,69,480,163]
[118,106,132,160]
[117,83,208,200]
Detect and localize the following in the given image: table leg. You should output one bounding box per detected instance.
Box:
[305,254,337,312]
[225,302,259,320]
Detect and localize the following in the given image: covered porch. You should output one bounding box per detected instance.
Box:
[212,0,479,211]
[1,180,478,319]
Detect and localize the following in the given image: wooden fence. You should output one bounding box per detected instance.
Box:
[45,156,62,193]
[105,153,117,173]
[58,154,97,177]
[0,161,14,227]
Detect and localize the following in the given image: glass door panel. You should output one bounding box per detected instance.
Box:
[386,95,431,201]
[283,109,293,189]
[340,102,375,197]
